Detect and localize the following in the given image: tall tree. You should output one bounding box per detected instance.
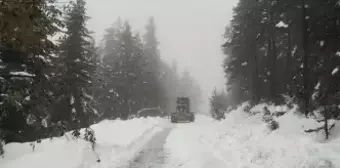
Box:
[111,22,149,119]
[223,0,340,139]
[142,17,163,109]
[97,18,123,119]
[57,0,97,129]
[0,0,62,142]
[178,69,202,113]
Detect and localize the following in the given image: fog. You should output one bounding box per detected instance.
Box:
[86,0,238,112]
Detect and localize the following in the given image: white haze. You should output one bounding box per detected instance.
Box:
[86,0,238,113]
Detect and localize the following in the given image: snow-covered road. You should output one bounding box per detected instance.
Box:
[121,116,228,168]
[163,119,228,168]
[122,128,172,168]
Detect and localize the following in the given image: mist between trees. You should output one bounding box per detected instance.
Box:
[0,0,202,152]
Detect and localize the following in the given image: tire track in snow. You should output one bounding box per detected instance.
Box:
[121,128,172,168]
[163,120,230,168]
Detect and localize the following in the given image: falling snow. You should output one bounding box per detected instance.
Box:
[70,95,75,105]
[332,67,339,75]
[275,21,288,28]
[320,41,325,47]
[336,51,340,57]
[314,81,321,90]
[10,71,35,77]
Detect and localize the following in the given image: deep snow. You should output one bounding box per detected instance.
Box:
[2,103,340,168]
[0,117,166,168]
[164,103,340,168]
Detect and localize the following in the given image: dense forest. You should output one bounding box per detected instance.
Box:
[221,0,340,138]
[0,0,202,151]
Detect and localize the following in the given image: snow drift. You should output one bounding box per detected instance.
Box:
[165,102,340,168]
[210,103,340,167]
[0,117,166,168]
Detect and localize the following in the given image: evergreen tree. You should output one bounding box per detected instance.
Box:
[223,0,340,139]
[111,22,148,119]
[99,18,123,119]
[178,69,202,113]
[57,0,97,129]
[142,17,163,109]
[0,0,62,143]
[209,88,228,120]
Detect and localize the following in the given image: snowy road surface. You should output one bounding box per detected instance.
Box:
[122,128,172,168]
[163,121,228,168]
[120,116,228,168]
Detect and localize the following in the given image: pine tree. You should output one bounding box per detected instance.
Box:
[0,0,62,143]
[178,70,202,113]
[57,0,97,129]
[209,88,228,120]
[97,18,123,119]
[223,0,340,139]
[142,17,163,109]
[110,22,149,119]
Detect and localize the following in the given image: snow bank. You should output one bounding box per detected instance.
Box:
[0,117,166,168]
[167,103,340,167]
[217,104,340,167]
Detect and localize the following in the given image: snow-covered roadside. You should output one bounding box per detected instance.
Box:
[0,117,167,168]
[165,104,340,168]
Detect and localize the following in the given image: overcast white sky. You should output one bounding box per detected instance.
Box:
[86,0,238,103]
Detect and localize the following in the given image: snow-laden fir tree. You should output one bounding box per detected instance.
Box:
[223,0,340,139]
[0,0,62,143]
[111,22,149,119]
[98,18,123,119]
[142,17,164,109]
[56,0,98,129]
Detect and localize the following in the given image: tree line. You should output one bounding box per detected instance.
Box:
[0,0,202,151]
[222,0,340,139]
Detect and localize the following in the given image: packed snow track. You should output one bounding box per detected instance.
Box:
[120,128,172,168]
[119,115,229,168]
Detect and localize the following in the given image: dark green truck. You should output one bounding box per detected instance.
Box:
[171,97,195,123]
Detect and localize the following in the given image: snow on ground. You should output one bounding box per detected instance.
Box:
[0,117,167,168]
[2,103,340,168]
[164,103,340,168]
[164,115,229,168]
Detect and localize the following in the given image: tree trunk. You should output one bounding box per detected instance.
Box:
[301,0,310,117]
[252,49,259,104]
[324,105,329,139]
[270,36,277,100]
[285,25,292,94]
[267,36,272,99]
[268,1,277,101]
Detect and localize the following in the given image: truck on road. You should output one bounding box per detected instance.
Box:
[171,97,195,123]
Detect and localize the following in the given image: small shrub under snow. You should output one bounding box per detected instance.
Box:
[268,120,279,131]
